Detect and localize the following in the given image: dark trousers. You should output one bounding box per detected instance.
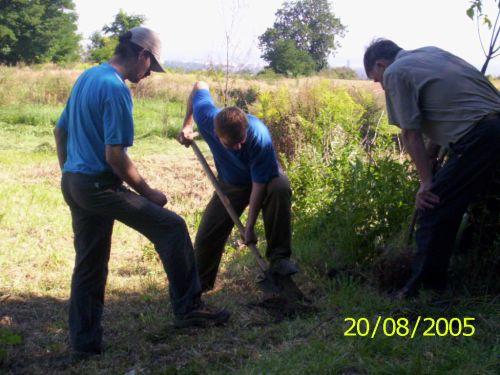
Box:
[405,116,500,293]
[61,172,201,353]
[194,174,292,291]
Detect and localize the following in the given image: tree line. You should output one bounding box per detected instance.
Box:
[0,0,347,76]
[1,0,498,76]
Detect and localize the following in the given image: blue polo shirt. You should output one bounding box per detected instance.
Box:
[192,89,280,186]
[56,63,134,175]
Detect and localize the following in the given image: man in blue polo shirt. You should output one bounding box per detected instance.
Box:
[178,81,297,293]
[55,28,229,361]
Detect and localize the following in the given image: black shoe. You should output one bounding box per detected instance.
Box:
[173,301,230,328]
[269,258,299,276]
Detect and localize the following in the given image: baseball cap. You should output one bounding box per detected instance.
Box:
[129,27,165,73]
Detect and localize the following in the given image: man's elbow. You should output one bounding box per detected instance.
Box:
[54,127,66,143]
[105,146,123,170]
[54,126,62,137]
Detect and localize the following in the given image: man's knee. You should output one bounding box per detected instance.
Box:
[267,174,291,196]
[161,210,188,232]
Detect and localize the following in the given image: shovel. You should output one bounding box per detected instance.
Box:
[190,141,299,297]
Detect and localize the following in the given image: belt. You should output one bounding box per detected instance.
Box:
[450,113,499,148]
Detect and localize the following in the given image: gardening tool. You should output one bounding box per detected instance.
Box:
[190,140,305,300]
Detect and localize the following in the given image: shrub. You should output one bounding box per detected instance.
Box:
[252,82,417,272]
[288,151,415,269]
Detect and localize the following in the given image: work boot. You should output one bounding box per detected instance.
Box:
[173,301,230,328]
[269,258,299,276]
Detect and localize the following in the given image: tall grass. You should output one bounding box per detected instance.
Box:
[0,65,381,106]
[250,81,416,271]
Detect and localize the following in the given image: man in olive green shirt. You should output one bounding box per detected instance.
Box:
[364,39,500,296]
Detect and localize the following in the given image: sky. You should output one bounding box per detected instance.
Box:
[74,0,500,75]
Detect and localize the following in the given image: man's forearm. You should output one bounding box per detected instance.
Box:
[426,140,440,159]
[402,129,433,184]
[247,182,266,229]
[182,81,209,130]
[54,127,67,170]
[182,88,195,130]
[106,147,152,196]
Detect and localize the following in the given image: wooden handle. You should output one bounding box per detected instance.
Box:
[191,141,268,272]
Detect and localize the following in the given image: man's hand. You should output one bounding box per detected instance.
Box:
[177,127,199,147]
[144,188,168,207]
[244,225,257,245]
[416,181,440,210]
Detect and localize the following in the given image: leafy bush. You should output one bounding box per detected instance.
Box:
[256,68,283,81]
[226,87,260,112]
[252,82,417,271]
[289,152,415,269]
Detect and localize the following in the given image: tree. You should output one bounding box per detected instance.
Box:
[87,9,146,63]
[87,32,119,64]
[266,39,316,76]
[467,0,500,74]
[259,0,345,73]
[0,0,80,65]
[102,9,146,37]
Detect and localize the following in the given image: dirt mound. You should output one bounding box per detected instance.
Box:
[374,250,413,292]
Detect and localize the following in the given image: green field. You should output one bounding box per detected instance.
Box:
[0,67,498,374]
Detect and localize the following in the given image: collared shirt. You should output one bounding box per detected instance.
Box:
[192,89,280,186]
[383,47,500,146]
[57,63,134,175]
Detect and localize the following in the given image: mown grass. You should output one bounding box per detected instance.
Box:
[0,67,498,374]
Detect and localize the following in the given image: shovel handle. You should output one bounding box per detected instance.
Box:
[190,141,268,272]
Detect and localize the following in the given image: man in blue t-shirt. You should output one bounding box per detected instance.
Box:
[55,28,229,361]
[178,81,298,293]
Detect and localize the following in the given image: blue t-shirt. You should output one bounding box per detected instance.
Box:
[56,63,134,175]
[193,89,279,186]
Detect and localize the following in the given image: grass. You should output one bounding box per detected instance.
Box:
[0,68,499,374]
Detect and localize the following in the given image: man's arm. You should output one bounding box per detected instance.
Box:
[402,129,440,210]
[177,81,209,146]
[54,127,68,170]
[244,182,266,244]
[426,140,440,160]
[105,145,167,206]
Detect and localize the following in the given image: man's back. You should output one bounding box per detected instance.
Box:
[384,46,500,146]
[57,64,134,175]
[192,89,280,186]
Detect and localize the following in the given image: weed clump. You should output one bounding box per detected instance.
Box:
[252,82,416,277]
